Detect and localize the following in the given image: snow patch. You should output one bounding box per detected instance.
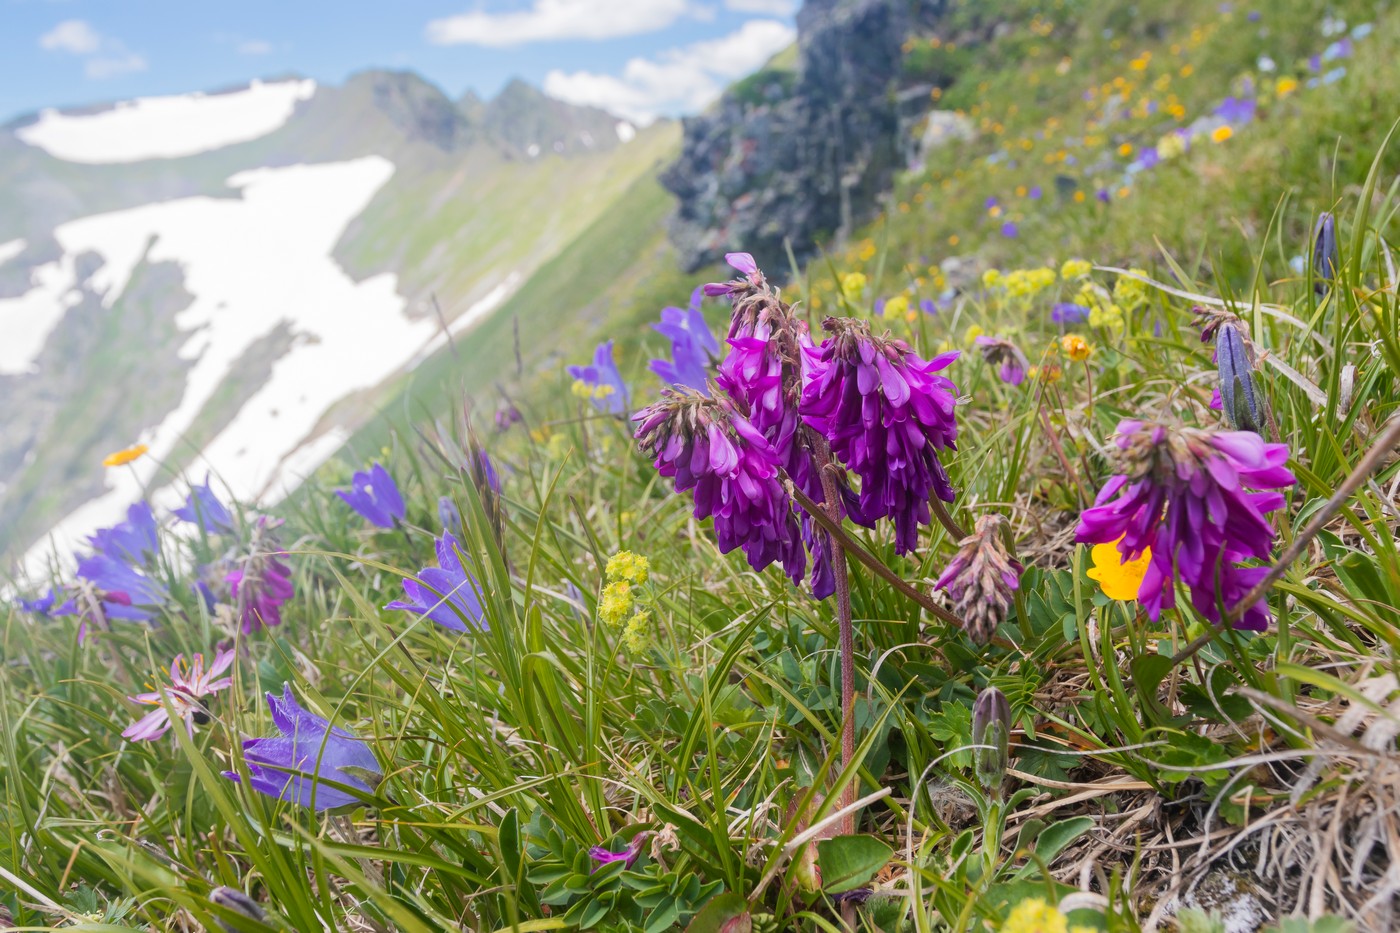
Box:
[0,238,26,266]
[18,157,520,571]
[615,121,636,143]
[0,258,80,374]
[15,79,316,164]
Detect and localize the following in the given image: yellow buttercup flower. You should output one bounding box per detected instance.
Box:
[1087,540,1152,601]
[1001,898,1068,933]
[1061,334,1092,362]
[103,444,149,467]
[1211,125,1233,143]
[606,551,650,585]
[1276,76,1298,96]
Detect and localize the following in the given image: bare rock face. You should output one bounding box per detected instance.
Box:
[661,0,949,273]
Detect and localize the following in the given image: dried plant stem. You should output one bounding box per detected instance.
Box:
[812,435,857,837]
[783,476,967,629]
[1169,412,1400,666]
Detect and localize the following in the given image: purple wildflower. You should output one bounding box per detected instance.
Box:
[437,495,462,535]
[494,405,522,432]
[64,553,165,623]
[122,648,235,741]
[385,530,487,632]
[650,288,719,393]
[568,340,629,415]
[88,502,159,567]
[935,514,1021,644]
[336,463,405,529]
[633,390,805,585]
[800,318,961,554]
[173,477,234,533]
[1000,221,1019,238]
[1096,188,1111,203]
[974,336,1030,386]
[18,587,58,616]
[1214,96,1257,125]
[224,684,381,811]
[1312,212,1339,293]
[1052,302,1090,324]
[919,298,939,315]
[1075,420,1295,631]
[702,251,766,298]
[588,832,651,871]
[1028,185,1043,199]
[226,518,294,633]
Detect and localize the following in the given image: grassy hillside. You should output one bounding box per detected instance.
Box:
[4,1,1400,931]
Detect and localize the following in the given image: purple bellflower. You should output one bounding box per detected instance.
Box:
[650,288,720,394]
[122,647,235,742]
[800,319,961,554]
[974,335,1030,385]
[385,530,487,632]
[589,832,652,872]
[18,587,58,616]
[226,517,294,633]
[1312,212,1339,293]
[1076,420,1295,630]
[224,684,382,811]
[336,463,405,529]
[173,477,234,534]
[88,502,159,567]
[568,340,629,414]
[702,252,765,298]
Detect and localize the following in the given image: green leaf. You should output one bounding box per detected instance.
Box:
[816,834,893,895]
[684,893,750,933]
[1014,816,1093,879]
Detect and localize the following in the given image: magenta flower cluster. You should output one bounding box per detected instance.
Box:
[1076,420,1295,630]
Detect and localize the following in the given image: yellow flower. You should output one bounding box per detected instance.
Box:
[546,433,571,460]
[982,269,1003,288]
[1036,363,1064,384]
[1088,303,1124,330]
[623,611,652,653]
[1001,898,1068,933]
[1113,270,1149,308]
[1276,76,1298,96]
[571,379,594,399]
[988,204,1003,218]
[606,550,650,585]
[599,581,634,627]
[1073,190,1086,203]
[947,234,960,246]
[1211,125,1233,143]
[1157,132,1186,159]
[1061,334,1091,362]
[1117,142,1133,156]
[840,272,867,300]
[962,324,985,346]
[882,294,910,319]
[1087,539,1152,601]
[102,444,149,467]
[1060,258,1091,279]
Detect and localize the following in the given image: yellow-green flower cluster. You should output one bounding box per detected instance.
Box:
[881,294,910,319]
[1076,283,1125,331]
[1113,269,1150,308]
[1003,266,1056,299]
[1000,898,1095,933]
[606,550,650,585]
[1060,258,1092,279]
[840,272,867,301]
[601,550,653,653]
[572,380,617,401]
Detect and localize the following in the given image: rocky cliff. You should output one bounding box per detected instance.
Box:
[661,0,950,271]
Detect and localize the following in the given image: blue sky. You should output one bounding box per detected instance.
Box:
[1,0,798,124]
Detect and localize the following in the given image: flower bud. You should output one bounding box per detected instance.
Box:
[972,687,1011,795]
[1216,323,1263,433]
[1312,211,1338,294]
[210,887,266,930]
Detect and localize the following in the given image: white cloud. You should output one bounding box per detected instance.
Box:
[544,18,795,123]
[38,18,146,80]
[724,0,796,14]
[84,53,148,79]
[39,19,101,54]
[237,39,274,55]
[426,0,694,47]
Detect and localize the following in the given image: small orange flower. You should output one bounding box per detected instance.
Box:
[1211,125,1234,143]
[1061,334,1091,361]
[1087,539,1152,601]
[103,444,149,467]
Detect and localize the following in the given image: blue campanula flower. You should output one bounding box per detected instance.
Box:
[336,463,405,528]
[224,684,382,811]
[650,288,719,394]
[1052,302,1090,324]
[385,531,487,632]
[18,587,58,616]
[88,502,159,567]
[567,340,629,414]
[173,477,234,534]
